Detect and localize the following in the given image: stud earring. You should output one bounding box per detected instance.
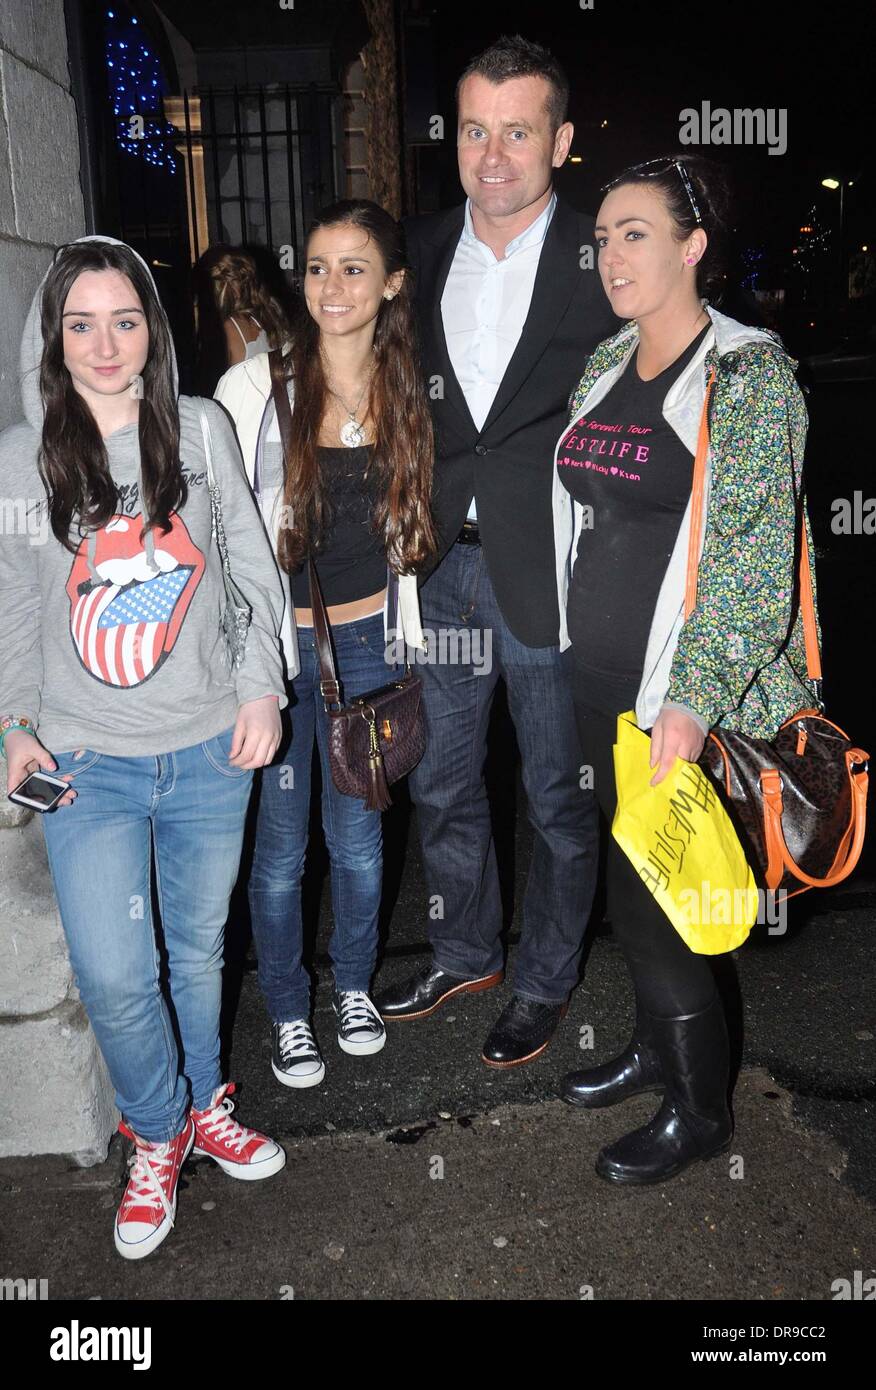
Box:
[686,257,696,265]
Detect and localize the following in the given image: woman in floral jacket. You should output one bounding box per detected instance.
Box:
[552,154,819,1184]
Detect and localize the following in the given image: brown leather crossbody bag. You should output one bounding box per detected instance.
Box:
[270,358,426,811]
[689,370,869,900]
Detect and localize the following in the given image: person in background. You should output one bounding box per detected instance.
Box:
[193,244,291,396]
[374,35,618,1068]
[0,237,289,1259]
[216,200,435,1090]
[554,155,818,1183]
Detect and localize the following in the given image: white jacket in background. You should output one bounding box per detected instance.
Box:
[215,351,427,682]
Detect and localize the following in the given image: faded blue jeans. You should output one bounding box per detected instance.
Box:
[42,728,253,1143]
[248,611,389,1023]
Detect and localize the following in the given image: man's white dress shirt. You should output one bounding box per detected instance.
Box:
[441,193,558,522]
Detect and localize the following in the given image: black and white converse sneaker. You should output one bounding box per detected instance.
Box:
[332,989,386,1056]
[271,1020,325,1088]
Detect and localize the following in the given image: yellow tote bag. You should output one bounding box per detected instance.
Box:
[611,710,759,954]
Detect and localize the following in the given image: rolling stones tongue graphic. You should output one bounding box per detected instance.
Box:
[66,512,205,687]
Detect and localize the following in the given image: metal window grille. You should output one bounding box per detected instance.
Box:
[167,83,341,270]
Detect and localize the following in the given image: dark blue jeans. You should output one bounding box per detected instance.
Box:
[409,541,600,1002]
[248,611,389,1023]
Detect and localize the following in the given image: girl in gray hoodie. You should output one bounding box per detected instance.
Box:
[0,237,288,1260]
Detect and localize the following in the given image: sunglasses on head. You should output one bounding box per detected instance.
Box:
[602,157,703,225]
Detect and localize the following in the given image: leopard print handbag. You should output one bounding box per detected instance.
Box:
[699,712,868,900]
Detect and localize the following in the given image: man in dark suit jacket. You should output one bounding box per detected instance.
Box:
[375,35,618,1063]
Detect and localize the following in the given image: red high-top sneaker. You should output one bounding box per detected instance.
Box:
[114,1115,195,1260]
[191,1082,286,1180]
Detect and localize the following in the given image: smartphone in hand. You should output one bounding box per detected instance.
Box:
[8,771,72,812]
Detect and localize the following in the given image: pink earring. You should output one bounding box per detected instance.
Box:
[686,257,696,265]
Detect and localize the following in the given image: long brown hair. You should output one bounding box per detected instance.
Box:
[275,200,437,575]
[38,240,185,550]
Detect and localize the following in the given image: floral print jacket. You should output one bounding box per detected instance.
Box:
[565,312,820,738]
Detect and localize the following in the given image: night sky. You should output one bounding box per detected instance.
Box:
[419,0,875,338]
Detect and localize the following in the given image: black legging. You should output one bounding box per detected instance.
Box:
[571,684,719,1021]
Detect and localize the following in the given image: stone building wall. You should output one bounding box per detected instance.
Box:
[0,0,117,1163]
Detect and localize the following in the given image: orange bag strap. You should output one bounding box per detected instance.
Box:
[683,366,716,621]
[798,533,822,681]
[683,366,822,682]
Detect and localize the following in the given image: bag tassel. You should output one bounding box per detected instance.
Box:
[363,713,393,812]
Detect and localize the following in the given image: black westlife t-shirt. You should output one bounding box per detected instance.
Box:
[557,323,710,711]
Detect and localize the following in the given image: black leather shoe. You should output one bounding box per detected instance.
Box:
[561,997,662,1108]
[594,997,733,1185]
[374,962,503,1021]
[481,995,568,1067]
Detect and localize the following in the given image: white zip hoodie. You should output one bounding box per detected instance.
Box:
[551,305,779,729]
[215,352,427,667]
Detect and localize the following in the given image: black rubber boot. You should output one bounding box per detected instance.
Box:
[561,995,663,1108]
[595,996,733,1184]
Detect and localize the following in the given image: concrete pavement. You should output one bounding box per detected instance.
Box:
[1,798,873,1301]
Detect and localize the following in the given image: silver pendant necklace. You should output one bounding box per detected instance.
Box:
[326,366,374,448]
[339,415,365,448]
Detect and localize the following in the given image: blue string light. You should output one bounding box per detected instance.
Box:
[104,6,176,174]
[740,246,766,293]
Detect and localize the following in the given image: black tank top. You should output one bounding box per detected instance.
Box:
[289,445,387,607]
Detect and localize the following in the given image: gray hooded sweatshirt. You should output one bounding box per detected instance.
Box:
[0,236,287,757]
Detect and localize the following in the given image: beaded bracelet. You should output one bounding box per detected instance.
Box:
[0,716,36,759]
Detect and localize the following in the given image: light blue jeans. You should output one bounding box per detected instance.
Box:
[41,728,253,1143]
